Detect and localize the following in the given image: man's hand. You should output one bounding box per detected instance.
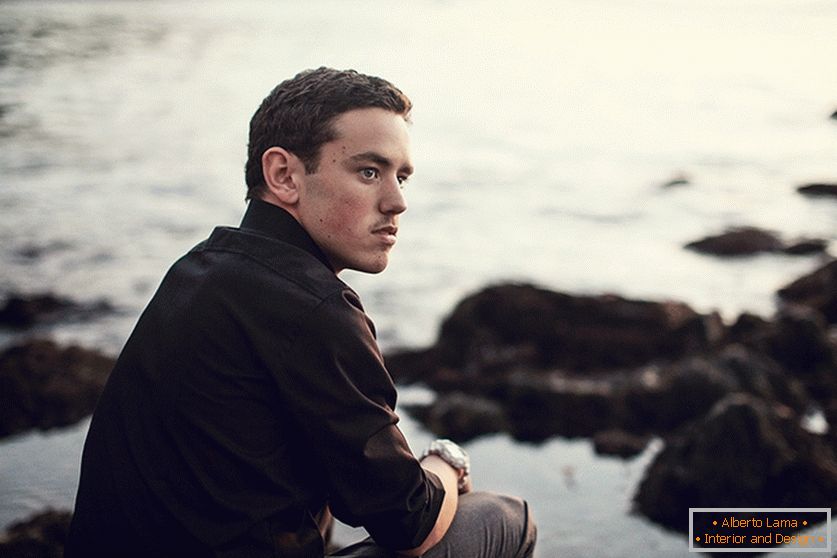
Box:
[457,472,472,494]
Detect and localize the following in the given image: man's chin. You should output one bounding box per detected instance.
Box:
[349,257,389,275]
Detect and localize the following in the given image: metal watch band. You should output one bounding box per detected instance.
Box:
[421,439,470,490]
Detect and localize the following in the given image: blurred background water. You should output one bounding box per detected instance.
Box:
[1,1,836,556]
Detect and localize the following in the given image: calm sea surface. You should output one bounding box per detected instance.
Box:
[1,1,836,555]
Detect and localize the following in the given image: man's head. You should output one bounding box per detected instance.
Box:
[247,68,414,275]
[245,67,412,200]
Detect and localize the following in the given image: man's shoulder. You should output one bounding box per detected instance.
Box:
[185,225,348,304]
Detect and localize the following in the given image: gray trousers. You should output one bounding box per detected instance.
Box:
[329,492,537,558]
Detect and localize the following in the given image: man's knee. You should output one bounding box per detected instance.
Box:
[458,492,537,558]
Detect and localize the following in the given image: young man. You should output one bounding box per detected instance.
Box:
[66,68,536,557]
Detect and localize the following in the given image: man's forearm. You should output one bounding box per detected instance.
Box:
[398,455,460,557]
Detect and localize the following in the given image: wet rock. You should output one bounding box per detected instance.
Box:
[0,509,71,558]
[386,347,444,386]
[503,371,618,441]
[0,294,72,327]
[592,429,650,458]
[404,343,810,445]
[724,306,836,402]
[623,359,737,433]
[726,312,773,346]
[769,306,834,370]
[634,394,837,532]
[768,306,837,400]
[778,259,837,324]
[717,344,810,412]
[403,392,507,443]
[14,240,72,261]
[825,400,837,446]
[798,183,837,198]
[685,227,784,257]
[782,238,829,255]
[660,173,690,188]
[686,227,829,258]
[390,281,834,445]
[622,345,807,434]
[403,368,627,443]
[0,292,113,328]
[0,339,114,438]
[387,284,724,389]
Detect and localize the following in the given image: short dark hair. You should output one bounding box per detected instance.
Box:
[244,67,412,200]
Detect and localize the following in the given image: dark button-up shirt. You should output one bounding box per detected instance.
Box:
[66,199,444,557]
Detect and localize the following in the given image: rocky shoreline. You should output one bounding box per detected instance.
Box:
[0,510,72,558]
[0,338,114,439]
[388,259,837,532]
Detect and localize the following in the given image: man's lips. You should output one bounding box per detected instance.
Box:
[373,225,398,235]
[373,225,398,245]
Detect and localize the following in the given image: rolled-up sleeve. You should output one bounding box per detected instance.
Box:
[261,287,445,550]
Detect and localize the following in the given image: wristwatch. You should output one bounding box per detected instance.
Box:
[421,439,470,490]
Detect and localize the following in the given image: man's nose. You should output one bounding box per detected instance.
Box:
[380,177,407,215]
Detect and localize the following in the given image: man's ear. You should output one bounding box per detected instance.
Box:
[261,147,302,206]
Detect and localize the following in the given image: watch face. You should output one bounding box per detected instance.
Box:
[438,440,468,469]
[426,439,469,473]
[447,444,467,461]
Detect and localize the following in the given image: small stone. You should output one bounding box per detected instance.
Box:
[783,238,828,256]
[685,227,783,257]
[797,183,837,198]
[592,429,650,458]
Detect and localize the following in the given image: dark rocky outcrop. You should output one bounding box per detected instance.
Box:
[685,227,783,256]
[685,227,828,257]
[777,259,837,324]
[0,294,71,327]
[388,282,835,444]
[0,339,114,438]
[592,429,651,458]
[402,392,507,443]
[0,509,71,558]
[798,183,837,198]
[401,341,810,444]
[622,345,809,434]
[387,284,724,388]
[384,265,837,533]
[724,305,837,405]
[502,371,620,442]
[634,394,837,532]
[0,292,113,328]
[768,306,837,398]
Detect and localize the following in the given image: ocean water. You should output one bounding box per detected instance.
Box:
[1,1,836,555]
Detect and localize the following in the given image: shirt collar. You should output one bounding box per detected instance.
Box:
[240,198,334,272]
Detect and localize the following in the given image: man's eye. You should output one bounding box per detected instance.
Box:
[360,168,379,180]
[397,175,410,187]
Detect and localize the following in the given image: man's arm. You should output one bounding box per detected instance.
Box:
[398,455,467,557]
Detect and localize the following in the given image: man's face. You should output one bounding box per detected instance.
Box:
[295,107,412,274]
